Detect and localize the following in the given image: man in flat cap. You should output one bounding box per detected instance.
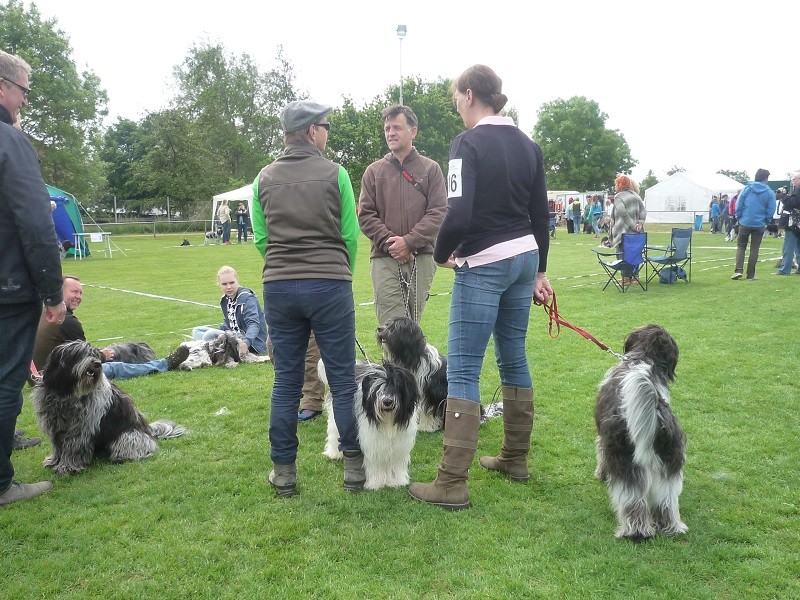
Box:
[251,100,362,497]
[732,168,776,280]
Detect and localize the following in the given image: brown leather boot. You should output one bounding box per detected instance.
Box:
[408,397,480,511]
[479,386,533,481]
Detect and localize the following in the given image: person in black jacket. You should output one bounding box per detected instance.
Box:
[775,173,800,275]
[409,65,553,511]
[0,50,66,506]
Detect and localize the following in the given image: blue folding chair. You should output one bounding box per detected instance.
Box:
[647,228,692,284]
[592,232,648,292]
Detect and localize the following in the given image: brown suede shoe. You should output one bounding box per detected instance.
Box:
[0,480,53,506]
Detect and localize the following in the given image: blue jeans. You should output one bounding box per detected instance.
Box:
[778,229,800,274]
[0,301,41,491]
[447,251,538,403]
[263,279,358,464]
[192,326,224,341]
[221,221,231,243]
[102,359,167,380]
[572,214,582,233]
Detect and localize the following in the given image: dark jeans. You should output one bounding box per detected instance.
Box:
[237,223,248,242]
[735,226,765,278]
[0,301,41,491]
[263,279,358,464]
[221,221,231,243]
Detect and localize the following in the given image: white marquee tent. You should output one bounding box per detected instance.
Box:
[643,172,744,224]
[211,184,252,229]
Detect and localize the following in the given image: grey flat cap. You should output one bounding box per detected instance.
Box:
[280,100,333,133]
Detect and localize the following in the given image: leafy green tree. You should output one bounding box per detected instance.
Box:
[0,0,108,197]
[639,170,659,197]
[718,169,749,184]
[326,97,384,196]
[533,96,636,191]
[666,166,686,176]
[172,42,297,186]
[128,110,230,219]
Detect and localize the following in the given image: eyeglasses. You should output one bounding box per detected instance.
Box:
[2,77,30,99]
[314,123,330,131]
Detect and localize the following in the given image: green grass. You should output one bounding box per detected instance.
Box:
[3,227,798,599]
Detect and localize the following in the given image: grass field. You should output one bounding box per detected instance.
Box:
[3,226,798,599]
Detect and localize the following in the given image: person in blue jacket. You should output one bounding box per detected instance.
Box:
[732,168,776,280]
[192,265,267,356]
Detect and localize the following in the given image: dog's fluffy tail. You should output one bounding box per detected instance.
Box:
[619,362,659,466]
[149,420,188,439]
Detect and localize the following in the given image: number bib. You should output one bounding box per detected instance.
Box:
[447,159,462,198]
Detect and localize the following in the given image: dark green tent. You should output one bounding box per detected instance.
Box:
[47,185,89,257]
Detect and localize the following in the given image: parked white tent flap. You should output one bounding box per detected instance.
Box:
[644,173,744,224]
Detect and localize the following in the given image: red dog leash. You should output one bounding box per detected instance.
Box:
[534,292,623,359]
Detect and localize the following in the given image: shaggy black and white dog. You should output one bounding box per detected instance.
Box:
[320,360,419,490]
[376,316,448,432]
[204,228,223,245]
[179,331,270,371]
[595,324,687,542]
[32,340,187,475]
[105,341,157,364]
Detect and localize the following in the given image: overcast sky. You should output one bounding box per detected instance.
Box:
[26,0,799,183]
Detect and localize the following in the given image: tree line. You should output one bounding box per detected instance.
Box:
[3,0,642,221]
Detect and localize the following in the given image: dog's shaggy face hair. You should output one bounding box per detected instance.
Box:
[32,340,186,475]
[376,316,448,432]
[322,361,419,490]
[105,341,157,364]
[595,324,687,542]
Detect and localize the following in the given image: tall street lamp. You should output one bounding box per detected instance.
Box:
[396,24,407,105]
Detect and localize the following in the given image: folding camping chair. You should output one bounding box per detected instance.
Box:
[592,232,648,292]
[647,228,692,284]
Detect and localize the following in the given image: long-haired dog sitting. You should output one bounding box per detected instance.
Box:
[179,331,269,371]
[376,316,448,432]
[595,324,687,542]
[32,341,187,475]
[320,360,419,490]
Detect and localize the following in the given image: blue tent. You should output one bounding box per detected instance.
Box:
[47,185,89,257]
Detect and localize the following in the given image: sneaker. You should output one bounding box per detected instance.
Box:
[13,431,41,450]
[165,344,190,370]
[298,409,322,422]
[747,276,758,280]
[731,272,743,280]
[0,480,53,506]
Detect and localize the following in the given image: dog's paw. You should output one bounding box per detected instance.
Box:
[43,455,57,467]
[616,526,654,543]
[52,463,86,476]
[322,446,343,461]
[660,521,688,536]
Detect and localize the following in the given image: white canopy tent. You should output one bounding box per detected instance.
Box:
[644,172,744,224]
[211,184,253,230]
